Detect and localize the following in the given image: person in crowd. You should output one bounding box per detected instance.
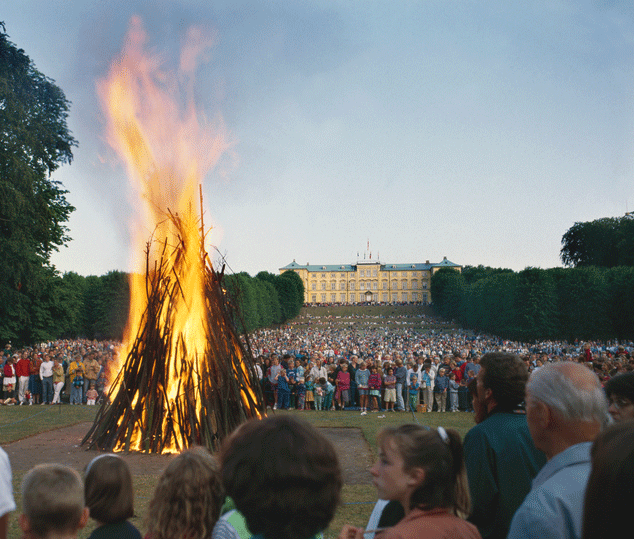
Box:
[19,463,89,539]
[394,359,408,412]
[449,372,460,412]
[339,424,480,539]
[507,362,608,539]
[51,357,65,404]
[0,446,15,539]
[84,454,141,539]
[603,371,634,422]
[433,368,449,412]
[336,362,351,411]
[275,368,291,410]
[296,377,306,410]
[2,357,17,405]
[421,363,434,413]
[83,352,101,405]
[39,354,54,405]
[356,361,370,415]
[86,383,99,405]
[28,353,42,405]
[368,365,382,412]
[16,352,31,405]
[383,367,397,412]
[217,415,341,539]
[582,420,634,539]
[71,366,84,405]
[408,374,420,412]
[463,352,546,539]
[305,375,315,410]
[146,447,223,539]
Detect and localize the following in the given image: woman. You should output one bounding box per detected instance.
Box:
[340,424,480,539]
[145,447,223,539]
[604,372,634,421]
[51,357,65,404]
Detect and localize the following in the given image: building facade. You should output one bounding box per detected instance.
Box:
[279,257,461,305]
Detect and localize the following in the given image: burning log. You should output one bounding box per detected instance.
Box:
[83,215,264,454]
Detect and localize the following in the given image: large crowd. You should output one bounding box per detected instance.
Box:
[2,313,634,539]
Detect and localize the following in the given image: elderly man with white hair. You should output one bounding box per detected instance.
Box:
[507,362,608,539]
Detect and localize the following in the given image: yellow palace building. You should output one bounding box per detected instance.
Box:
[279,256,461,305]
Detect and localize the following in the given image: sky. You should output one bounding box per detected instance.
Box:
[3,0,634,277]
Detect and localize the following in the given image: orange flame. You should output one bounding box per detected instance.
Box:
[99,17,253,452]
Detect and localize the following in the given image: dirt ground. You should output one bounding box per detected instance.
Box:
[4,423,373,485]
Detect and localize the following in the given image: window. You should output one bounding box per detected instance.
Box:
[423,293,428,303]
[402,281,408,290]
[321,294,326,302]
[372,269,377,277]
[382,293,388,302]
[402,292,408,302]
[311,283,316,291]
[321,273,326,278]
[373,281,378,290]
[412,281,418,289]
[350,293,355,302]
[340,282,346,290]
[331,282,336,290]
[350,282,355,290]
[360,282,365,290]
[392,281,397,289]
[331,294,336,302]
[311,294,316,302]
[412,292,418,301]
[382,281,388,289]
[331,273,335,278]
[423,282,428,289]
[340,293,346,302]
[321,282,326,290]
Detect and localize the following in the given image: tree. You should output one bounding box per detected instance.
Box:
[560,216,634,268]
[0,23,77,345]
[430,268,464,321]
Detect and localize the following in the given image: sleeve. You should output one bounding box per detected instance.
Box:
[506,500,563,539]
[211,517,242,539]
[0,448,16,518]
[464,427,499,531]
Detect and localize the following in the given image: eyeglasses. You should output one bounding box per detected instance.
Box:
[608,397,633,410]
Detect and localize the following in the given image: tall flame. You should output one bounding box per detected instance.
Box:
[97,17,251,452]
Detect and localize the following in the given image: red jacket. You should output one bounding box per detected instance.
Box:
[3,362,16,378]
[15,358,31,377]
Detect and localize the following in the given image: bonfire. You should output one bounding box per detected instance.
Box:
[82,17,264,453]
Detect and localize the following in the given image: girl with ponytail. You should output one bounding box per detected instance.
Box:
[340,424,480,539]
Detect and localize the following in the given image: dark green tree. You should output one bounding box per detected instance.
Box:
[560,216,634,268]
[430,267,465,321]
[0,24,77,345]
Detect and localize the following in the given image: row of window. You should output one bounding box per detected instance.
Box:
[311,281,428,291]
[309,292,429,303]
[311,270,430,279]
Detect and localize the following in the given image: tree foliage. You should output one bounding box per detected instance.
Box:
[0,24,77,345]
[560,216,634,268]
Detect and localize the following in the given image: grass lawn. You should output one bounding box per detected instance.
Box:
[1,406,476,538]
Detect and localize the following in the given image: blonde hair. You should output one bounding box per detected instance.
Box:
[146,447,223,539]
[22,464,85,538]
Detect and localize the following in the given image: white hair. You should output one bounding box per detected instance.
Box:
[527,362,607,423]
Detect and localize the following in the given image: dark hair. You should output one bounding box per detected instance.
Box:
[604,372,634,402]
[376,424,470,518]
[221,415,342,539]
[84,455,134,524]
[582,420,634,539]
[479,352,528,411]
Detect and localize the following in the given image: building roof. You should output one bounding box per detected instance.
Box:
[280,257,460,272]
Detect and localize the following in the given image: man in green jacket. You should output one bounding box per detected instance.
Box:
[463,352,546,539]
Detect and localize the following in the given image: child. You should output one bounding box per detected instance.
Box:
[314,381,324,411]
[434,368,449,412]
[335,363,351,411]
[84,455,141,539]
[449,373,460,412]
[71,368,84,405]
[339,424,477,539]
[86,383,99,406]
[19,463,89,539]
[383,367,397,412]
[146,448,223,539]
[409,375,420,412]
[320,377,335,411]
[305,375,315,410]
[296,378,306,410]
[368,366,382,412]
[219,416,341,539]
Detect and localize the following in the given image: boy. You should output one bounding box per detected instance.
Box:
[19,464,88,539]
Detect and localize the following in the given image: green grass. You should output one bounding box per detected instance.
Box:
[2,406,475,538]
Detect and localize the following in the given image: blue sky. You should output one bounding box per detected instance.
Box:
[3,1,633,276]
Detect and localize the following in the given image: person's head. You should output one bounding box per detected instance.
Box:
[20,464,88,539]
[582,420,634,539]
[319,377,326,385]
[84,455,133,526]
[387,367,394,375]
[478,352,529,413]
[526,362,607,459]
[146,447,223,539]
[372,424,469,518]
[438,369,445,377]
[221,415,341,539]
[604,372,634,422]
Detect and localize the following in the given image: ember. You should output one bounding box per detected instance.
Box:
[82,17,263,453]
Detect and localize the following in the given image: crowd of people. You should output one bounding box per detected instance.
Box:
[2,313,634,539]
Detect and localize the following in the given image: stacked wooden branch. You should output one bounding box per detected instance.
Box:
[82,220,264,454]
